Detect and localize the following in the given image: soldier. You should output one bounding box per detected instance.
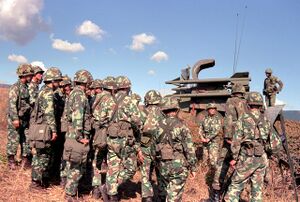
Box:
[105,76,145,202]
[156,96,197,202]
[29,65,44,107]
[89,79,103,108]
[7,64,33,170]
[224,92,271,202]
[29,67,62,190]
[63,70,93,201]
[211,84,248,201]
[140,90,163,202]
[199,103,222,168]
[263,68,283,107]
[91,76,117,199]
[131,93,142,106]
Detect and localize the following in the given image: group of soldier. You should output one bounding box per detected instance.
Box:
[7,63,283,202]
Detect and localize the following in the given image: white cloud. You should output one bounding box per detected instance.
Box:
[275,98,286,106]
[147,69,156,76]
[151,51,169,62]
[52,38,85,52]
[76,20,105,40]
[130,33,156,51]
[108,48,117,54]
[158,88,175,97]
[8,54,28,63]
[31,61,47,71]
[0,0,48,45]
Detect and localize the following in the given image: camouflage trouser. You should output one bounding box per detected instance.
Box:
[7,118,30,157]
[203,139,220,167]
[141,146,154,198]
[31,147,51,182]
[106,137,137,196]
[265,93,276,107]
[60,160,68,178]
[159,159,189,202]
[224,153,268,202]
[212,141,232,190]
[92,148,107,187]
[65,161,84,196]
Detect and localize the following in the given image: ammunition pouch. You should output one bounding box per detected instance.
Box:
[93,127,108,149]
[28,123,52,149]
[61,117,70,133]
[140,133,152,147]
[242,141,264,157]
[156,143,174,160]
[63,138,89,164]
[107,121,133,139]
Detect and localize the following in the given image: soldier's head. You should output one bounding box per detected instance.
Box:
[74,69,93,92]
[231,84,246,97]
[265,68,272,78]
[89,79,103,95]
[247,91,264,111]
[16,63,34,83]
[144,90,162,106]
[60,75,72,95]
[131,93,141,106]
[160,96,180,116]
[43,67,62,89]
[116,76,131,94]
[102,76,116,95]
[32,65,45,84]
[206,103,217,116]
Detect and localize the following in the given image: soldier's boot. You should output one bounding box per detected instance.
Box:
[21,156,31,169]
[60,177,67,188]
[8,155,17,170]
[158,196,166,202]
[92,186,101,199]
[29,180,45,193]
[99,184,109,202]
[211,189,220,202]
[109,194,119,202]
[65,195,79,202]
[142,197,153,202]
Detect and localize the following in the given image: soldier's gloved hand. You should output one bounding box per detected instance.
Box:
[79,138,89,145]
[51,132,58,141]
[13,120,20,129]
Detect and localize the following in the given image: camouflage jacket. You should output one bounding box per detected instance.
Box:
[8,80,31,121]
[158,116,197,172]
[231,110,271,160]
[224,96,248,139]
[61,94,70,124]
[142,105,164,138]
[35,85,57,133]
[28,80,40,106]
[199,114,222,141]
[66,86,91,140]
[263,75,283,95]
[93,91,116,127]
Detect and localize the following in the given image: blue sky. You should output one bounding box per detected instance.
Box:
[1,0,299,109]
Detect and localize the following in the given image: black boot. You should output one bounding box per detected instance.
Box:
[99,184,109,202]
[158,196,166,202]
[60,177,67,188]
[21,156,31,169]
[29,180,45,192]
[142,196,153,202]
[65,194,79,202]
[211,189,220,202]
[92,186,101,199]
[8,155,17,170]
[109,194,119,202]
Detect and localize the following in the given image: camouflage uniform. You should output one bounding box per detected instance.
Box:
[140,90,163,201]
[7,64,33,169]
[224,92,270,202]
[63,70,93,198]
[263,68,283,107]
[156,97,197,202]
[106,76,145,200]
[91,77,116,197]
[28,66,44,106]
[199,103,222,168]
[212,84,248,193]
[30,67,62,188]
[131,93,142,106]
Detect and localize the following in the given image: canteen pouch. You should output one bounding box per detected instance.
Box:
[28,123,51,149]
[63,138,89,164]
[93,127,108,149]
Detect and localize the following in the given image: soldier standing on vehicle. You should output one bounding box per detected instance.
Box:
[7,64,33,170]
[29,65,44,107]
[62,70,93,201]
[29,67,62,190]
[211,84,248,201]
[263,68,283,107]
[140,90,163,202]
[199,103,222,169]
[156,96,197,202]
[224,92,272,202]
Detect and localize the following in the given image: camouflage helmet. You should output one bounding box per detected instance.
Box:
[265,68,272,74]
[16,64,34,77]
[32,66,44,74]
[160,96,179,111]
[131,93,141,102]
[232,84,246,94]
[116,76,131,89]
[90,79,103,89]
[206,103,217,110]
[247,91,264,106]
[60,75,72,86]
[102,76,116,90]
[43,67,62,82]
[144,90,162,105]
[74,69,93,84]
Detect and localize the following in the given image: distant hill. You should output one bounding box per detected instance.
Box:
[0,84,10,88]
[284,110,300,121]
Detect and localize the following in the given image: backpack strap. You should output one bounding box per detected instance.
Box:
[110,93,127,122]
[248,113,264,140]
